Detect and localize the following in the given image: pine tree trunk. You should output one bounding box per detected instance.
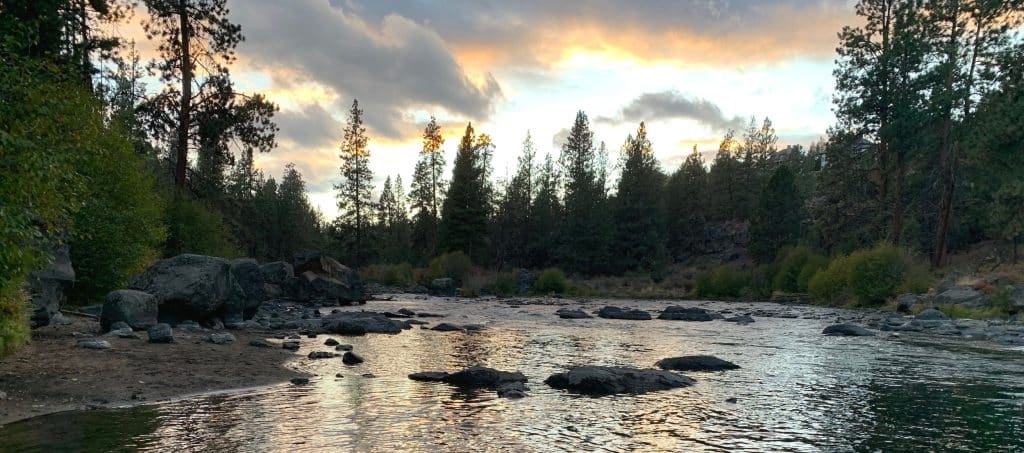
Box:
[174,0,192,192]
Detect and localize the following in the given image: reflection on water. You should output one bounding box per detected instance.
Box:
[4,298,1024,452]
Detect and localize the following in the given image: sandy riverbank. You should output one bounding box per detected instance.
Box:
[0,314,305,425]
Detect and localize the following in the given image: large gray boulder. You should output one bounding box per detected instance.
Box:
[430,278,457,296]
[658,306,719,321]
[128,254,247,323]
[935,287,986,307]
[25,245,75,328]
[545,366,695,395]
[260,261,294,285]
[101,289,158,332]
[290,251,363,304]
[321,311,405,334]
[822,323,875,336]
[230,259,266,312]
[597,306,652,320]
[655,355,740,372]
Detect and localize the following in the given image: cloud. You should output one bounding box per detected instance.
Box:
[230,0,502,140]
[274,104,344,149]
[598,91,746,131]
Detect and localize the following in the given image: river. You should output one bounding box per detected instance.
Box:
[3,297,1023,452]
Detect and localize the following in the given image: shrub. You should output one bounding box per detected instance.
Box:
[360,263,414,287]
[534,268,568,294]
[847,245,904,305]
[696,265,749,299]
[808,254,854,305]
[746,264,777,299]
[424,251,473,284]
[773,246,827,293]
[0,287,30,357]
[67,126,166,305]
[491,272,517,297]
[164,195,241,259]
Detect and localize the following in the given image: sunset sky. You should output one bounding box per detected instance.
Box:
[129,0,858,218]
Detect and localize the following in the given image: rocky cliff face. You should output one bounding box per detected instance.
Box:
[25,245,75,328]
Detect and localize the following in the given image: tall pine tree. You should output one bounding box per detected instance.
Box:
[560,111,611,274]
[334,99,374,266]
[440,123,493,263]
[612,122,668,274]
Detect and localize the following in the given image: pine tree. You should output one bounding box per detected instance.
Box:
[334,99,375,267]
[493,131,535,267]
[611,122,668,274]
[707,129,740,222]
[666,146,709,257]
[409,117,446,262]
[529,152,562,268]
[750,166,802,262]
[560,111,611,274]
[440,123,493,262]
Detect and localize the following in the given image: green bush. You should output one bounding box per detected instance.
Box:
[773,246,826,293]
[491,272,517,297]
[68,126,166,305]
[164,195,240,259]
[847,245,905,305]
[534,268,568,294]
[360,263,414,287]
[696,265,749,299]
[745,264,777,299]
[808,254,854,305]
[424,251,473,284]
[0,287,30,357]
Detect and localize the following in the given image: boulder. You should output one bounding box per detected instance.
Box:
[430,322,465,332]
[597,306,652,320]
[545,366,695,395]
[409,366,529,396]
[334,344,353,351]
[230,259,266,315]
[822,323,874,336]
[296,271,363,305]
[282,341,300,350]
[658,306,719,321]
[655,355,740,372]
[430,278,457,296]
[935,287,986,307]
[128,254,247,324]
[105,326,139,339]
[249,340,272,348]
[308,351,336,359]
[342,351,364,365]
[916,308,950,321]
[321,311,405,334]
[147,323,174,343]
[556,308,592,319]
[409,371,450,381]
[25,245,75,328]
[895,294,923,313]
[724,315,755,324]
[260,261,294,285]
[290,377,310,385]
[324,338,339,346]
[101,289,158,332]
[77,339,111,350]
[206,333,236,345]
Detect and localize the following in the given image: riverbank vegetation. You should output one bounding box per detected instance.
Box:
[3,0,1024,355]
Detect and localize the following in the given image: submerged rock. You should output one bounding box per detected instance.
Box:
[822,323,874,336]
[324,338,339,346]
[556,308,592,319]
[655,355,740,372]
[597,306,652,320]
[282,341,300,350]
[409,366,529,397]
[724,314,755,324]
[431,323,465,332]
[658,306,719,321]
[146,323,174,343]
[342,351,364,365]
[916,308,949,321]
[249,340,272,348]
[307,351,336,359]
[334,344,353,351]
[321,311,405,335]
[409,371,450,381]
[290,377,310,385]
[545,366,695,395]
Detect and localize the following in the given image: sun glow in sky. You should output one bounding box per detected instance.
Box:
[128,1,858,218]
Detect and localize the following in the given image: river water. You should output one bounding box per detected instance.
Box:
[3,297,1024,452]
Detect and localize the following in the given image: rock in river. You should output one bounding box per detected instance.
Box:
[556,308,592,319]
[597,306,652,320]
[409,366,529,397]
[655,355,740,372]
[282,341,300,350]
[146,323,174,343]
[320,311,406,335]
[545,366,695,395]
[658,306,719,321]
[308,351,336,359]
[431,322,465,332]
[77,339,111,350]
[822,323,874,336]
[724,314,755,324]
[342,351,364,365]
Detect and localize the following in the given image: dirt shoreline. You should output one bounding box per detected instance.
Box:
[0,314,306,426]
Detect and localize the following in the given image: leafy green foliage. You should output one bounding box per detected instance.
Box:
[696,266,749,299]
[0,287,30,357]
[773,246,827,293]
[491,272,518,297]
[808,245,930,306]
[534,268,568,294]
[164,195,240,258]
[360,263,414,287]
[424,251,474,284]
